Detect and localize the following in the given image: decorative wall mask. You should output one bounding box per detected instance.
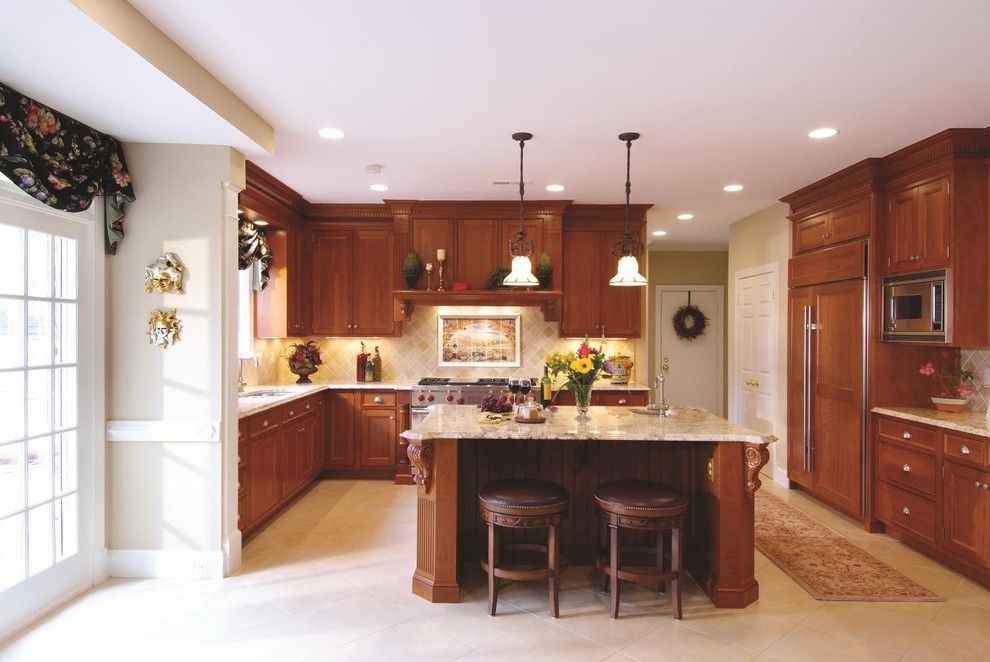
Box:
[144,252,185,294]
[147,309,181,348]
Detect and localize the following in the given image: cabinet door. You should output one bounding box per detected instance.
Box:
[942,461,989,566]
[915,177,950,270]
[353,230,395,335]
[329,391,358,468]
[599,228,641,338]
[793,214,828,255]
[311,231,353,335]
[359,408,397,467]
[456,218,502,289]
[410,218,455,288]
[279,423,299,499]
[561,230,602,337]
[886,185,920,273]
[314,397,326,471]
[827,198,870,245]
[295,413,318,485]
[787,287,816,489]
[248,428,281,523]
[811,280,865,518]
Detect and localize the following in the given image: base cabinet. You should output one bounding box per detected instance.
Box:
[872,414,990,586]
[553,389,649,407]
[326,390,400,479]
[240,394,325,539]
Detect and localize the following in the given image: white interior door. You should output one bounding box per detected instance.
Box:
[657,286,723,415]
[734,268,777,435]
[0,189,99,638]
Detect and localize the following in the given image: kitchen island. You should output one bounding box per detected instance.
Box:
[402,405,774,608]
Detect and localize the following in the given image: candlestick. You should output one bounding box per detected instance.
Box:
[436,248,446,261]
[425,262,434,291]
[437,257,446,292]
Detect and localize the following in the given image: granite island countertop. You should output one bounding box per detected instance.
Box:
[401,404,774,443]
[871,406,990,438]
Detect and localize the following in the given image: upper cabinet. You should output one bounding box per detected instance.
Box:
[560,204,650,338]
[884,174,950,274]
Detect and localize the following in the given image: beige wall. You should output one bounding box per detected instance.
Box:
[107,144,244,564]
[726,202,791,481]
[646,251,728,406]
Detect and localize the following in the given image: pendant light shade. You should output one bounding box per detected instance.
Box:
[609,132,647,287]
[503,132,538,287]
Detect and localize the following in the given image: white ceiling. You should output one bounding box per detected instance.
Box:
[10,2,990,246]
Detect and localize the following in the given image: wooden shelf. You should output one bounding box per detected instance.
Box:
[391,289,562,322]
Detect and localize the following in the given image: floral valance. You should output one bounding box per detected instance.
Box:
[238,219,273,290]
[0,81,135,254]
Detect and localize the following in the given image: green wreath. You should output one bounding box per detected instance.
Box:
[672,304,709,340]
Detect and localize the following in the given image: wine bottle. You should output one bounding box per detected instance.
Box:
[541,365,552,407]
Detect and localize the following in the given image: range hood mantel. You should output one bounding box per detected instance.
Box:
[392,289,562,322]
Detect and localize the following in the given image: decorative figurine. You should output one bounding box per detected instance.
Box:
[425,262,434,291]
[147,309,181,348]
[144,252,185,294]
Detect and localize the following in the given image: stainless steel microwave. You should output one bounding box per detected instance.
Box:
[882,269,950,342]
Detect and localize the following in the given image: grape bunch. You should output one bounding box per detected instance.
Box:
[478,393,513,414]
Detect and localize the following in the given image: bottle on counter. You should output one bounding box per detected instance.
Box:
[356,341,369,382]
[371,346,383,382]
[541,365,552,407]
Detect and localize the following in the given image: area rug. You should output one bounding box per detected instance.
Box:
[754,491,941,602]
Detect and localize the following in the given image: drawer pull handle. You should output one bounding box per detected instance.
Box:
[976,481,984,488]
[902,464,911,473]
[374,396,384,404]
[901,506,911,516]
[306,403,311,410]
[901,431,912,439]
[618,398,627,405]
[960,445,971,455]
[263,420,269,427]
[288,410,295,416]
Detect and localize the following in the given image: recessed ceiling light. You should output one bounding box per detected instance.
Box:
[723,184,744,192]
[676,213,694,220]
[318,127,345,140]
[808,127,839,140]
[652,230,667,237]
[545,184,566,192]
[369,184,389,192]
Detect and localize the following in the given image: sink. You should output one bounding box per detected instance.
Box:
[631,407,676,416]
[239,389,295,398]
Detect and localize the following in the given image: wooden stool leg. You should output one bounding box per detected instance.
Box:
[609,524,620,618]
[656,529,664,593]
[548,524,560,618]
[599,521,609,592]
[671,526,682,619]
[487,522,498,616]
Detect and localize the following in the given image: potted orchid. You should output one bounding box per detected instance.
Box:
[546,339,607,421]
[919,358,979,413]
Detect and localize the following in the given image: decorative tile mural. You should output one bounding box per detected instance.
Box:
[961,348,990,413]
[243,305,637,386]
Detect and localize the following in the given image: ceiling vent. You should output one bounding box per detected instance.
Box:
[364,163,385,174]
[491,179,532,186]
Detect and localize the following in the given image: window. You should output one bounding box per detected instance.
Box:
[237,267,254,360]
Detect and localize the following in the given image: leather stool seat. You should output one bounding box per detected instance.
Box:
[595,479,688,514]
[479,477,569,513]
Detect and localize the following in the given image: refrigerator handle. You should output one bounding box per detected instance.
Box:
[803,304,813,472]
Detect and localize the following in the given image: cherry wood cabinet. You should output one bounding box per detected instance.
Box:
[455,218,501,289]
[409,218,455,288]
[310,228,396,336]
[246,427,281,527]
[885,175,950,273]
[553,389,648,407]
[561,230,603,336]
[326,390,400,479]
[281,412,318,499]
[871,415,990,587]
[791,197,871,255]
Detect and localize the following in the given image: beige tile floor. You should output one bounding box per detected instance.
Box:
[2,478,989,661]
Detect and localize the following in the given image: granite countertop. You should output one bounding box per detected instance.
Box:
[238,382,411,418]
[871,406,990,438]
[401,404,775,443]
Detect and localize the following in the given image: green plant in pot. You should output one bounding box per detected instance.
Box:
[536,251,553,289]
[487,265,511,290]
[402,249,423,289]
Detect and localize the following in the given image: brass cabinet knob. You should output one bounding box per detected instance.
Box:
[288,409,294,416]
[902,464,911,473]
[902,431,912,439]
[960,445,971,455]
[262,419,269,427]
[618,398,627,405]
[901,506,911,516]
[374,396,384,404]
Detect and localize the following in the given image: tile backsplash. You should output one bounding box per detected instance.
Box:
[243,305,637,386]
[961,348,990,412]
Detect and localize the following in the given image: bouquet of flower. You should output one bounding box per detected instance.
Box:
[286,340,322,370]
[919,358,977,399]
[546,339,607,419]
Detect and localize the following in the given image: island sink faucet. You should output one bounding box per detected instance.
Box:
[649,373,670,417]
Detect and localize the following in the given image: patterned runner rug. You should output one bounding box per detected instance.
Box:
[755,491,941,602]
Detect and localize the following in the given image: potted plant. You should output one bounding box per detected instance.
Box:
[919,358,979,412]
[546,340,607,421]
[285,340,322,383]
[402,249,423,289]
[536,251,553,289]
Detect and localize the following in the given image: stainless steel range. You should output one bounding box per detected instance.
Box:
[409,377,535,427]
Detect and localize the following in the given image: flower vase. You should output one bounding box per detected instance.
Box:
[571,382,594,422]
[289,364,317,384]
[931,397,968,413]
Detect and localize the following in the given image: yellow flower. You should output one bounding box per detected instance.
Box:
[570,357,594,374]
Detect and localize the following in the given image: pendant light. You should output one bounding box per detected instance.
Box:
[609,132,647,287]
[502,131,539,287]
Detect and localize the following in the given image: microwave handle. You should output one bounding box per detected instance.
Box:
[888,291,897,330]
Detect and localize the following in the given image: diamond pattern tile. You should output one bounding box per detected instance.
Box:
[961,349,990,413]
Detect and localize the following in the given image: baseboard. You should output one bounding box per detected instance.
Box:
[772,465,789,487]
[223,529,242,576]
[108,548,224,579]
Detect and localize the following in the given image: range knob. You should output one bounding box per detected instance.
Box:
[427,393,435,402]
[417,394,425,402]
[446,391,454,402]
[457,397,465,405]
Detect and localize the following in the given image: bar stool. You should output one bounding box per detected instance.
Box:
[594,479,688,619]
[478,477,569,617]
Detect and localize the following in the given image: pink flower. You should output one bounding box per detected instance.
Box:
[919,362,935,377]
[957,383,971,396]
[578,344,592,358]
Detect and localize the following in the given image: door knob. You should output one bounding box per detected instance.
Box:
[662,357,670,372]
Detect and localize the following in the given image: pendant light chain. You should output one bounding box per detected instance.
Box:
[519,136,526,237]
[503,131,538,286]
[609,131,647,286]
[624,135,632,243]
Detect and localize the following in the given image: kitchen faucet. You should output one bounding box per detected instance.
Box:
[649,373,669,417]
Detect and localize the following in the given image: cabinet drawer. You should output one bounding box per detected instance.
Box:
[876,417,936,450]
[283,396,319,422]
[944,432,987,467]
[361,391,396,408]
[248,409,282,436]
[878,441,936,497]
[596,391,648,406]
[876,481,937,544]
